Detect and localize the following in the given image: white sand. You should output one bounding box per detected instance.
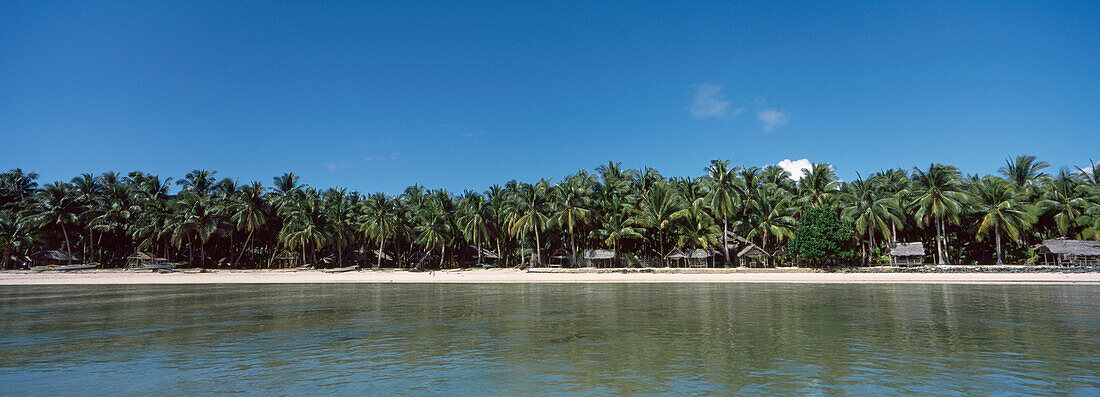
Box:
[1,268,1098,285]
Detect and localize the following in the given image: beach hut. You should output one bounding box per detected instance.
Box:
[125,251,168,269]
[888,242,925,266]
[1035,239,1100,266]
[271,250,300,268]
[461,245,500,267]
[548,248,572,268]
[38,250,80,266]
[683,248,719,268]
[772,246,790,266]
[583,249,616,268]
[737,244,769,267]
[664,248,686,267]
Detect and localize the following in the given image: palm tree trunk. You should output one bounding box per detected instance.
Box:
[936,218,946,265]
[869,223,875,265]
[234,230,254,268]
[995,227,1003,265]
[60,223,72,261]
[376,235,385,269]
[439,244,446,268]
[722,217,730,266]
[534,224,542,266]
[570,230,577,268]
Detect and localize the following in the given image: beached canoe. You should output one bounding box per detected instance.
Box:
[143,262,177,270]
[321,266,359,273]
[53,263,98,271]
[30,266,54,272]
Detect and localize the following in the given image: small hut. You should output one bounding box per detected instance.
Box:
[125,251,168,269]
[664,248,686,267]
[772,246,790,266]
[680,248,719,268]
[462,245,500,266]
[548,248,572,268]
[1035,239,1100,266]
[271,250,300,268]
[39,250,80,266]
[583,249,616,268]
[737,244,769,267]
[888,242,925,266]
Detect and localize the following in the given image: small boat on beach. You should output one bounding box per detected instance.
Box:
[52,263,99,271]
[321,265,359,273]
[143,262,179,271]
[30,266,54,272]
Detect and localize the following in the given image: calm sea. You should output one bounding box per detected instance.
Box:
[1,284,1097,395]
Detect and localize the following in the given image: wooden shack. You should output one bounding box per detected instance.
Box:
[1035,239,1100,266]
[888,242,925,266]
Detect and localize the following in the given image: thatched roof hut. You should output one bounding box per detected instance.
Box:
[583,249,616,267]
[737,244,769,267]
[40,250,80,264]
[888,242,925,266]
[1036,239,1100,266]
[125,251,168,269]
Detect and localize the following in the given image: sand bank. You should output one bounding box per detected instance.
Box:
[1,268,1098,285]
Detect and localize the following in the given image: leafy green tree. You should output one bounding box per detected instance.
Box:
[704,160,740,265]
[787,206,854,266]
[360,192,401,268]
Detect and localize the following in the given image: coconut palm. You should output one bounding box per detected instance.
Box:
[969,176,1037,264]
[229,182,268,266]
[508,181,551,264]
[704,160,740,265]
[30,183,82,256]
[911,164,968,264]
[457,191,496,265]
[798,163,840,208]
[745,184,797,265]
[549,175,594,261]
[1037,171,1088,238]
[166,194,220,267]
[279,189,328,265]
[177,170,217,197]
[360,192,402,268]
[629,181,684,258]
[999,155,1050,196]
[841,175,903,264]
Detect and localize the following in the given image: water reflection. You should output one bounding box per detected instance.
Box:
[1,284,1098,395]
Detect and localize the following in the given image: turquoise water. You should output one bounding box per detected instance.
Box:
[1,284,1098,395]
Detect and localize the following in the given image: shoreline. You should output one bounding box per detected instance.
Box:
[2,268,1099,285]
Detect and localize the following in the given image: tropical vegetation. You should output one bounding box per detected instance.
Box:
[1,156,1097,269]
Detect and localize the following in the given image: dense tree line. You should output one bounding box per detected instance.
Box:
[1,156,1098,269]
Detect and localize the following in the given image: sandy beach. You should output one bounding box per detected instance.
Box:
[2,268,1099,285]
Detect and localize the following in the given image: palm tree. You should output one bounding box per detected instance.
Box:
[508,181,551,265]
[704,160,740,265]
[414,190,456,268]
[457,191,495,265]
[359,192,401,268]
[550,175,593,262]
[166,194,220,267]
[841,174,903,264]
[279,189,328,265]
[911,164,968,264]
[30,183,81,256]
[1037,171,1088,238]
[177,170,217,197]
[229,182,268,266]
[745,184,797,265]
[630,181,684,259]
[999,155,1050,196]
[970,176,1037,264]
[798,163,840,208]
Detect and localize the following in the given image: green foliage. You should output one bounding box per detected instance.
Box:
[787,206,856,265]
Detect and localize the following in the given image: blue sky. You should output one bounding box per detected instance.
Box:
[1,1,1097,193]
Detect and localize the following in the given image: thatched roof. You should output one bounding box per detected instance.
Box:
[467,245,500,259]
[583,249,615,260]
[684,248,719,259]
[724,231,752,244]
[126,251,167,261]
[888,242,925,257]
[41,250,80,261]
[737,244,768,258]
[664,248,686,259]
[1037,239,1100,256]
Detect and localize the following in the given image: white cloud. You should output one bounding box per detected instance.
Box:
[321,161,349,172]
[776,158,813,181]
[690,84,743,119]
[756,109,789,132]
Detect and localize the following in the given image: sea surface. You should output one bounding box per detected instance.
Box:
[1,284,1098,395]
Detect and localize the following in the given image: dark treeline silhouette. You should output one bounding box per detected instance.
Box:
[1,156,1097,269]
